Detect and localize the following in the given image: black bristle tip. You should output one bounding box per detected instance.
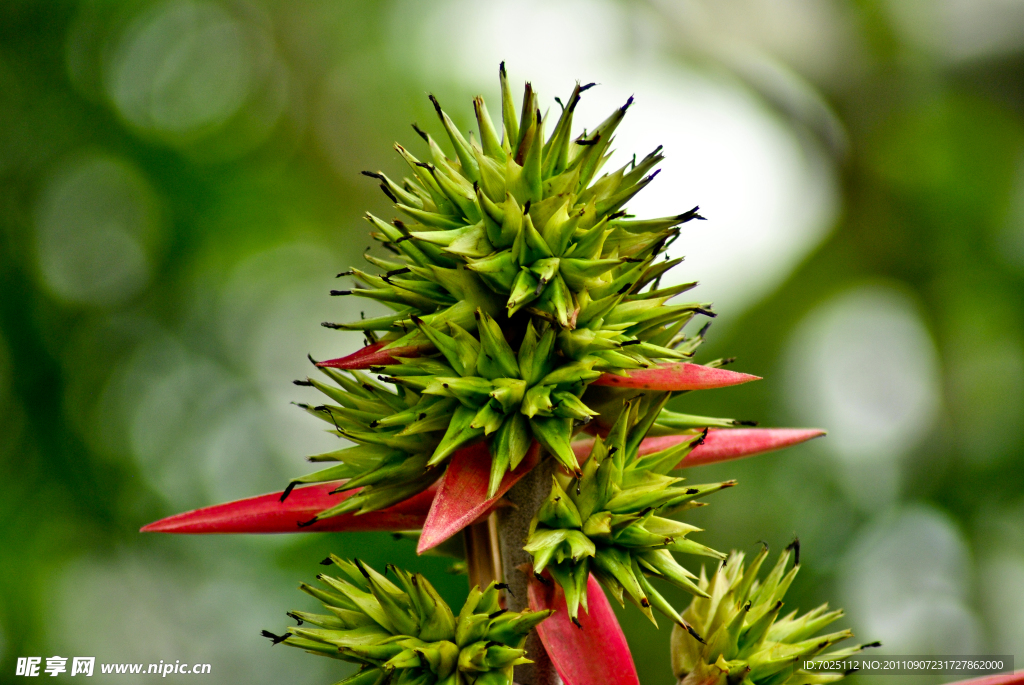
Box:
[571,617,583,629]
[786,536,801,566]
[330,290,351,296]
[685,488,699,495]
[386,267,411,276]
[864,641,882,648]
[297,517,318,528]
[320,557,333,566]
[287,612,303,625]
[579,82,596,93]
[307,353,318,365]
[353,558,371,578]
[379,184,397,203]
[428,94,443,115]
[488,609,507,619]
[678,206,706,222]
[685,624,706,644]
[411,122,429,141]
[844,668,860,676]
[321,322,343,329]
[621,95,634,111]
[697,321,713,337]
[719,356,737,366]
[694,307,716,318]
[262,630,289,645]
[523,200,531,214]
[734,419,759,426]
[337,270,353,277]
[499,61,506,76]
[280,482,298,502]
[534,572,552,586]
[293,379,314,386]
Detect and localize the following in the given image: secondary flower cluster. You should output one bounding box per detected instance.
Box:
[672,545,880,685]
[527,397,734,632]
[267,556,550,685]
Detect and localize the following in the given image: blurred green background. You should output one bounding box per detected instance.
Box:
[2,0,1023,683]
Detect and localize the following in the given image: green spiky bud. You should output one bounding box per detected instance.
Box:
[525,398,734,627]
[671,544,880,685]
[269,557,552,685]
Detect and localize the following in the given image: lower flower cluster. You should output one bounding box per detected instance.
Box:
[266,556,551,685]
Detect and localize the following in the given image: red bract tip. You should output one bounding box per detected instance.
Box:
[571,428,825,467]
[315,341,422,369]
[140,482,436,534]
[417,441,541,554]
[591,362,760,391]
[528,572,640,685]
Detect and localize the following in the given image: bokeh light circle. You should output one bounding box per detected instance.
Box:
[33,152,160,306]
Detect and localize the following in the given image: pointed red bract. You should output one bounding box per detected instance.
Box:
[591,362,760,391]
[140,482,436,534]
[571,428,825,467]
[947,674,1024,685]
[528,572,640,685]
[417,441,541,553]
[316,341,422,370]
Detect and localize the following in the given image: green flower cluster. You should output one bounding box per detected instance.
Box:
[268,556,551,685]
[526,396,735,631]
[672,545,880,685]
[291,64,724,515]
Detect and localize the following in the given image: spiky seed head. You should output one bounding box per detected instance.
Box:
[270,556,552,685]
[671,545,879,685]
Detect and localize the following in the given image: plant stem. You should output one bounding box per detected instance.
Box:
[498,458,560,685]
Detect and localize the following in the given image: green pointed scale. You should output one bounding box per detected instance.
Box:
[525,396,735,630]
[267,556,552,685]
[671,544,880,685]
[292,63,739,517]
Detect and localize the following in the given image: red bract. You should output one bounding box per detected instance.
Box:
[315,340,422,369]
[417,441,542,553]
[591,362,760,391]
[571,427,825,467]
[140,482,436,534]
[528,572,640,685]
